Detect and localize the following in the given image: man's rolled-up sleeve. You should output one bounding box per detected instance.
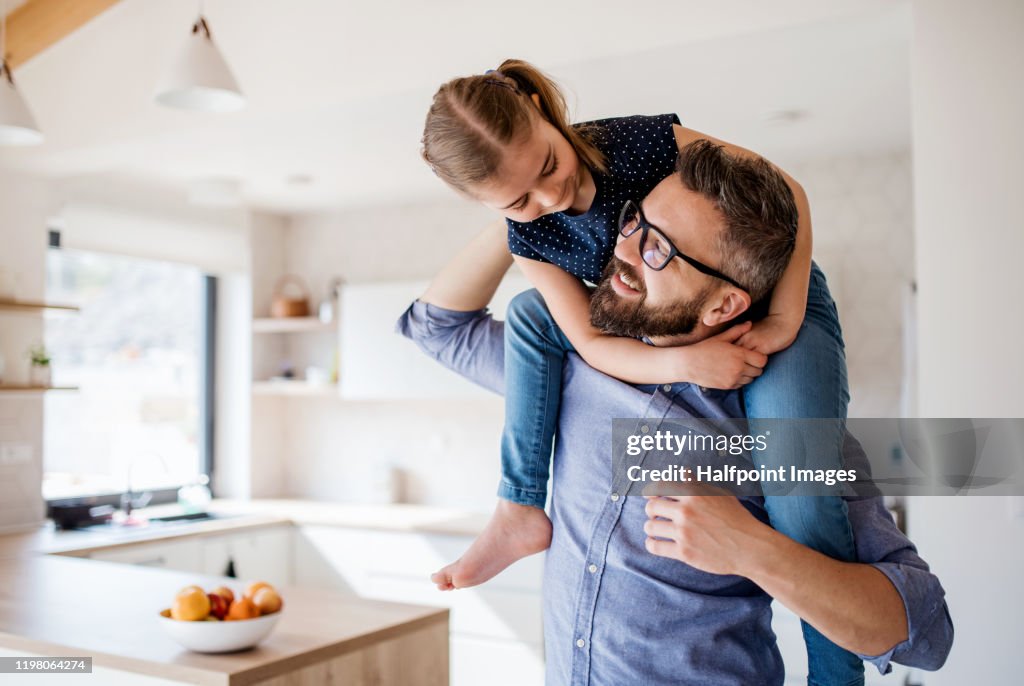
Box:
[847,497,954,674]
[395,300,506,395]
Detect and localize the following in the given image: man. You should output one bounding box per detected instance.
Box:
[397,142,953,685]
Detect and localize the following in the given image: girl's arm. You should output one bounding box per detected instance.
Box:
[516,256,766,389]
[672,125,811,354]
[420,221,513,311]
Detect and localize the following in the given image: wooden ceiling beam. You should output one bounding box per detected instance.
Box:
[3,0,122,70]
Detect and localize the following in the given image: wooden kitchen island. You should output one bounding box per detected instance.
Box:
[0,554,448,685]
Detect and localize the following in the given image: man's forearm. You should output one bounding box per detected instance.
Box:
[738,524,908,656]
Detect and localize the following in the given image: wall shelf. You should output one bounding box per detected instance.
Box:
[0,386,79,394]
[252,317,334,334]
[0,299,79,314]
[252,380,337,397]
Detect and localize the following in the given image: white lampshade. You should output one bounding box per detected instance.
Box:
[0,62,44,146]
[155,17,245,112]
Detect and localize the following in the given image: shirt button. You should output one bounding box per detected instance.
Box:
[699,386,708,393]
[576,638,586,648]
[640,424,649,433]
[662,384,672,392]
[610,493,620,502]
[588,564,598,574]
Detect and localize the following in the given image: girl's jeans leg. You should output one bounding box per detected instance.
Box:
[498,289,575,509]
[745,263,864,686]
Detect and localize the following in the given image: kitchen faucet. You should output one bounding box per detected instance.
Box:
[121,452,170,523]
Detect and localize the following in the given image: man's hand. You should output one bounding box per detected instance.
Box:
[674,323,768,390]
[642,483,767,576]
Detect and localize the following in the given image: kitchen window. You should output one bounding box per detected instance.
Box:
[42,247,215,502]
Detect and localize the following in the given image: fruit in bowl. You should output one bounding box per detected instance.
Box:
[159,581,283,653]
[226,596,259,621]
[252,587,283,615]
[171,586,211,621]
[207,592,229,620]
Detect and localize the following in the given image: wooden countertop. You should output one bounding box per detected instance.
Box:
[207,499,488,538]
[0,500,487,561]
[0,555,447,685]
[0,499,481,683]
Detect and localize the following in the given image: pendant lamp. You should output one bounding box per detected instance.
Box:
[0,0,43,146]
[0,59,43,145]
[155,15,245,112]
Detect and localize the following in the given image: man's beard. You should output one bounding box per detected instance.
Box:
[590,257,712,338]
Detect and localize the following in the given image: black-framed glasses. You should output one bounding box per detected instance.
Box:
[617,199,747,291]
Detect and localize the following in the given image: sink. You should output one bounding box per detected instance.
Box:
[75,511,233,537]
[148,511,220,524]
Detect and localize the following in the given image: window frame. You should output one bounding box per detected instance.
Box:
[42,249,218,513]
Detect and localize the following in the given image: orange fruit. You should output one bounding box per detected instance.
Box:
[171,587,211,621]
[245,581,273,599]
[252,587,283,615]
[225,596,258,621]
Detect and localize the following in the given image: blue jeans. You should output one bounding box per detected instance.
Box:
[499,263,862,686]
[744,263,863,686]
[497,288,576,509]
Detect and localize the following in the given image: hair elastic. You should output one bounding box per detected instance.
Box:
[483,68,518,92]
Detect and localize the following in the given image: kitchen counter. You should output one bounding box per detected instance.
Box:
[206,499,488,538]
[0,511,292,560]
[0,500,483,684]
[0,554,448,685]
[0,499,487,560]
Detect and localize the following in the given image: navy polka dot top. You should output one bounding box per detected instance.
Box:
[507,113,681,284]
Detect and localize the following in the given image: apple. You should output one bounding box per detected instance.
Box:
[213,586,235,604]
[207,592,229,620]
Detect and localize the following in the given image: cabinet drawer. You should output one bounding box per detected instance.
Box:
[296,526,543,592]
[450,635,544,686]
[199,527,291,586]
[89,539,201,572]
[365,575,542,644]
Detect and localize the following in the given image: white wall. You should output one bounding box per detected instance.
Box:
[256,196,501,507]
[786,151,914,418]
[0,172,53,530]
[911,0,1024,415]
[907,0,1024,683]
[213,272,252,500]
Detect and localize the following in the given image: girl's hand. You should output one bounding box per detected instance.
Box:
[735,314,801,355]
[674,322,768,390]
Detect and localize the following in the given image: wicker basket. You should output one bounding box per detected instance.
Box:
[270,275,311,318]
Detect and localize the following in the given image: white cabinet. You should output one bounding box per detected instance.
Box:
[89,538,202,572]
[199,526,291,587]
[295,525,544,686]
[85,527,291,589]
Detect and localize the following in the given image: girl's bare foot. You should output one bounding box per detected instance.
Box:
[430,500,552,591]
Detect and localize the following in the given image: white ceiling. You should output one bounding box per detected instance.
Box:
[0,0,910,213]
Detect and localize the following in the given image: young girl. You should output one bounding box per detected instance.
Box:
[421,59,863,683]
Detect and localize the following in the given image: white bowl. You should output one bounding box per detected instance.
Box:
[158,609,281,653]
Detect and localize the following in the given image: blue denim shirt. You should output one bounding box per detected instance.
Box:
[397,301,953,685]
